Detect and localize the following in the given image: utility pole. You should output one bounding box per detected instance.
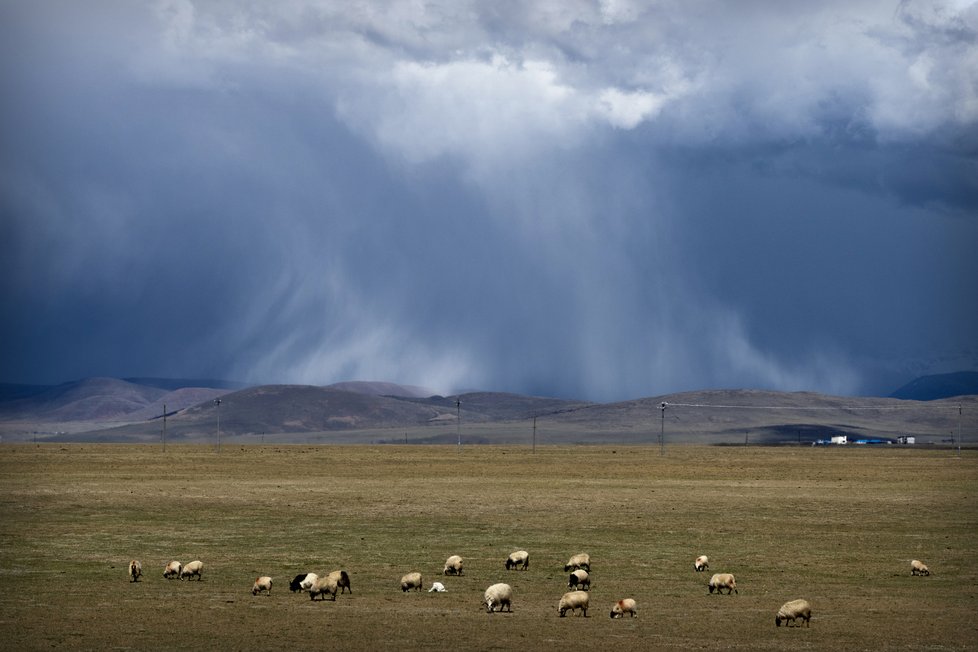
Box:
[162,404,167,452]
[456,398,461,453]
[659,402,667,455]
[532,416,537,454]
[214,399,222,454]
[958,404,963,457]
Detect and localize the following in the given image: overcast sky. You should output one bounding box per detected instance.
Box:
[1,1,976,401]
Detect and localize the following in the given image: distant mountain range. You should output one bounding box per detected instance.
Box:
[0,373,974,445]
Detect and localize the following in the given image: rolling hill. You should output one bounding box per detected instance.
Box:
[0,376,974,445]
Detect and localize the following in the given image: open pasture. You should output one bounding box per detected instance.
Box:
[0,444,975,650]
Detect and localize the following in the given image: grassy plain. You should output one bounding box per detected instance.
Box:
[0,444,975,650]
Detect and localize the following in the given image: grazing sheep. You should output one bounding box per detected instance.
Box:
[483,583,513,613]
[610,598,637,618]
[558,590,590,617]
[443,555,464,576]
[252,576,273,596]
[694,555,709,572]
[400,572,423,592]
[128,560,142,583]
[564,553,590,572]
[328,570,352,594]
[911,560,931,576]
[290,573,313,592]
[506,550,530,571]
[428,582,447,593]
[299,573,319,591]
[163,561,182,579]
[180,560,204,581]
[775,598,812,627]
[567,569,590,591]
[308,575,338,601]
[708,573,737,595]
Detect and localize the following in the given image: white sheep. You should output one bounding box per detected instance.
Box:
[443,555,464,576]
[567,569,590,591]
[252,576,273,596]
[428,582,447,593]
[506,550,529,571]
[708,573,737,595]
[327,570,352,594]
[128,560,142,583]
[694,555,709,572]
[911,559,930,576]
[400,572,423,592]
[558,590,590,617]
[180,560,204,581]
[775,598,812,627]
[564,553,590,572]
[308,575,338,601]
[163,561,182,579]
[299,573,319,591]
[483,583,513,613]
[610,598,637,618]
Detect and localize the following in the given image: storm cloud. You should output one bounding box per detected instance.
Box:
[2,0,976,400]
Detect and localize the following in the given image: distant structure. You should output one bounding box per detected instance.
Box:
[896,436,916,445]
[831,435,848,445]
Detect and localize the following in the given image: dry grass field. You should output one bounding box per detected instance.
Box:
[0,444,975,650]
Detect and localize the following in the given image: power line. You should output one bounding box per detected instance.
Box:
[664,402,962,411]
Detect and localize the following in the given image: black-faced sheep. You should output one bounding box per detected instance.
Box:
[483,583,513,613]
[128,560,142,582]
[694,555,709,572]
[400,572,423,592]
[610,598,637,618]
[327,570,352,594]
[911,559,930,576]
[708,573,737,594]
[443,555,464,576]
[163,561,182,579]
[308,575,338,601]
[564,553,590,572]
[290,573,313,592]
[506,550,529,571]
[558,590,590,617]
[567,569,590,591]
[298,573,319,591]
[775,598,812,627]
[252,576,272,596]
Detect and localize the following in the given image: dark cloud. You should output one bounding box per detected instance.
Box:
[2,1,976,400]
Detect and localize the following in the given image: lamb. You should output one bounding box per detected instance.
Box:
[775,598,812,627]
[558,590,590,617]
[911,559,930,576]
[428,582,447,593]
[564,553,590,572]
[610,598,637,618]
[180,560,204,581]
[506,550,529,571]
[567,569,590,591]
[252,576,273,596]
[708,573,737,594]
[694,555,709,572]
[163,561,182,579]
[326,570,351,594]
[128,560,142,583]
[483,583,513,613]
[443,555,464,576]
[290,573,313,592]
[308,575,338,601]
[400,572,423,592]
[298,573,319,591]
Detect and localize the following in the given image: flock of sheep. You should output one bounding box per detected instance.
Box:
[127,552,933,627]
